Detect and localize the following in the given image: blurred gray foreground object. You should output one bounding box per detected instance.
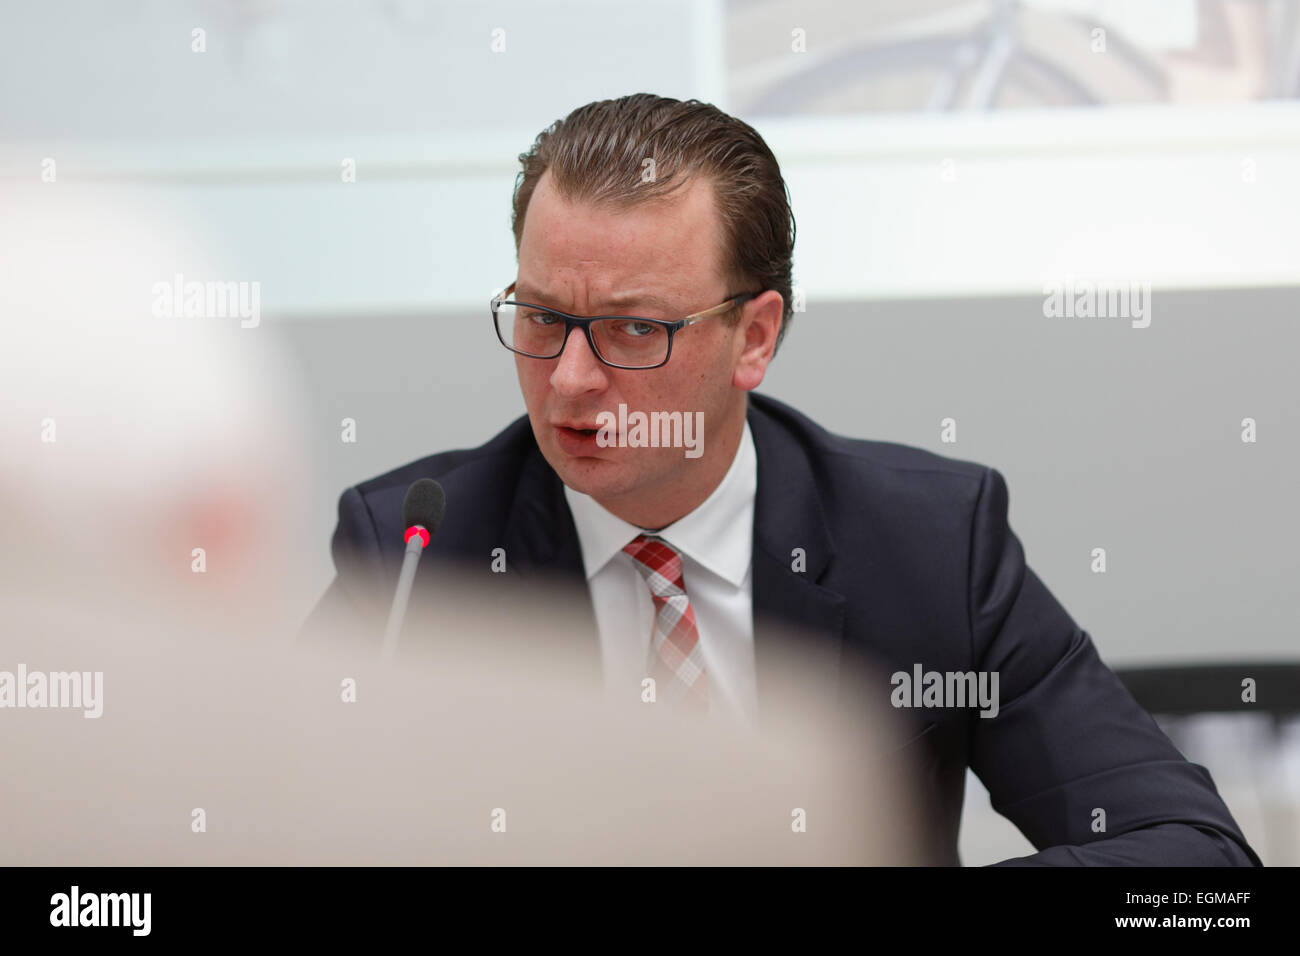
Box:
[0,571,926,866]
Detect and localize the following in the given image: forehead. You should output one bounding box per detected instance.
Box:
[516,169,724,310]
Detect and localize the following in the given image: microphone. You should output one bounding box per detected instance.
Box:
[381,478,447,662]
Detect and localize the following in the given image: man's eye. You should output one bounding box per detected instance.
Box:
[616,320,660,337]
[526,311,561,326]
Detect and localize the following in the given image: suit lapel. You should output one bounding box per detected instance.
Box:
[747,397,848,715]
[499,395,848,711]
[502,445,586,580]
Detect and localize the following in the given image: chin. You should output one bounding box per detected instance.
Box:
[549,453,636,500]
[553,459,618,496]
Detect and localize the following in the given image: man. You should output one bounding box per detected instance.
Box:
[306,93,1260,866]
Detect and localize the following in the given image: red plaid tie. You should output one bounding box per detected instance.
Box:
[622,534,708,713]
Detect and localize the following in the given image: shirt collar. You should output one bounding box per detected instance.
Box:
[563,418,756,587]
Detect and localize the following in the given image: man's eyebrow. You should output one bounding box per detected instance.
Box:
[514,285,675,314]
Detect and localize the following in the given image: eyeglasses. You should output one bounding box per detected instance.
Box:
[491,281,760,370]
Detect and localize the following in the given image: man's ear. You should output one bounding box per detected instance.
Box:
[732,290,783,391]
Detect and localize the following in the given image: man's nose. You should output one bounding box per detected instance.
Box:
[550,326,609,395]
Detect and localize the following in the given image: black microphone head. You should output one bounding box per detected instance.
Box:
[402,478,446,535]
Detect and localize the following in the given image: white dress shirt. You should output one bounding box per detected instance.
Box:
[563,420,758,727]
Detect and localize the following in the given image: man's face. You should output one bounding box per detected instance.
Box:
[512,169,755,517]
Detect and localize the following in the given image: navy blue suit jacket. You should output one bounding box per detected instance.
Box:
[305,392,1260,866]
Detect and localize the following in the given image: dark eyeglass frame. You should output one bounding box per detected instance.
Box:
[491,280,761,370]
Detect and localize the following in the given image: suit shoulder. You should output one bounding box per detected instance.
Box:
[822,432,988,485]
[751,392,990,489]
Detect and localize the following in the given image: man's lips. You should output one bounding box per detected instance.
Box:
[551,421,622,455]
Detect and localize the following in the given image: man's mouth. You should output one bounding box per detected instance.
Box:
[553,423,612,453]
[554,421,601,435]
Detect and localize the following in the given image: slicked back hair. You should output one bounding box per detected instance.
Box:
[511,93,796,353]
